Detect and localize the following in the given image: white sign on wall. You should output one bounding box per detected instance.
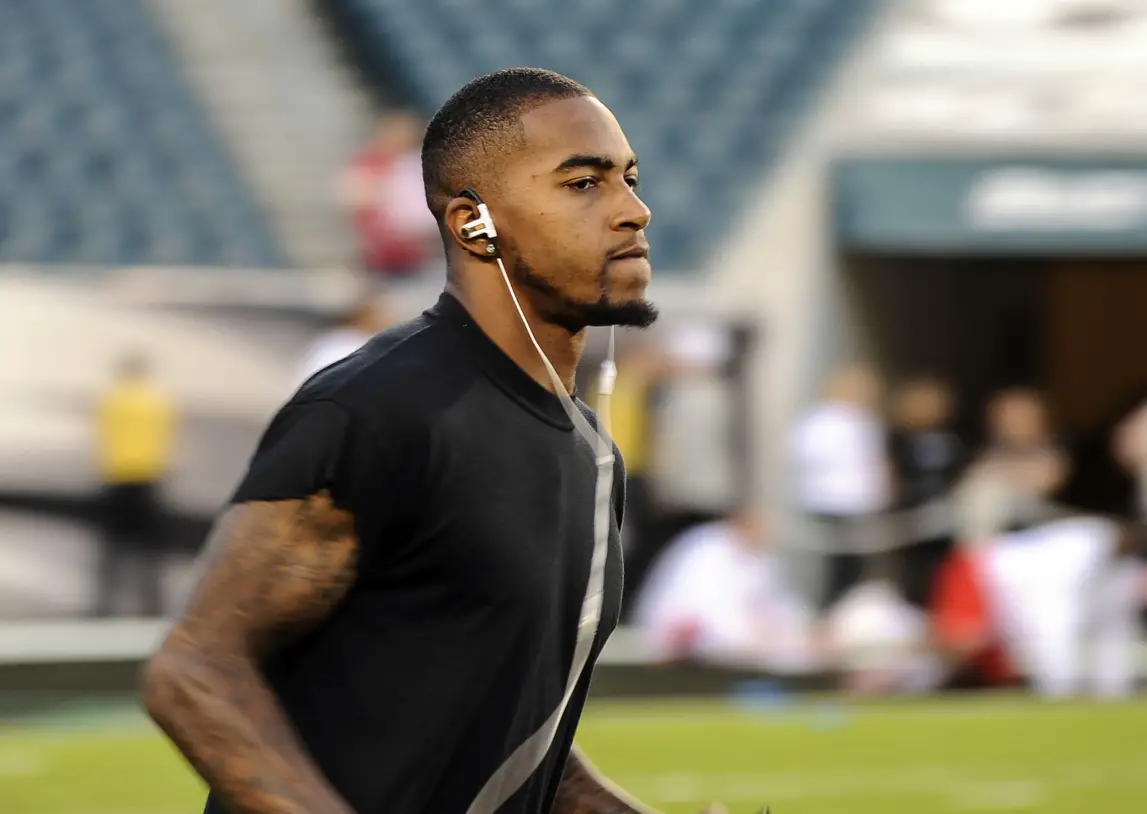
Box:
[966,168,1147,231]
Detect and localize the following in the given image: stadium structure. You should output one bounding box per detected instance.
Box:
[1,0,1146,625]
[8,6,1147,812]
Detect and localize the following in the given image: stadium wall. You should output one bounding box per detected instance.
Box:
[698,2,897,595]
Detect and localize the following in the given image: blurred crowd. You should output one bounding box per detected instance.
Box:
[85,298,1147,701]
[634,365,1147,700]
[74,110,1147,699]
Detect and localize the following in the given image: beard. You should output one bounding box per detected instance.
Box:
[511,255,659,333]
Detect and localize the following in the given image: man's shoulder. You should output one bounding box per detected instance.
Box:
[294,311,469,428]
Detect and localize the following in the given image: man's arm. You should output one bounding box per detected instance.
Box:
[553,747,650,814]
[140,490,358,814]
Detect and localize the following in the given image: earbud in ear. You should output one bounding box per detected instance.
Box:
[458,188,498,249]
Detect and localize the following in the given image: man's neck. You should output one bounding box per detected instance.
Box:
[447,280,585,395]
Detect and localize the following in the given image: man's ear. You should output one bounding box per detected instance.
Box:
[444,195,497,261]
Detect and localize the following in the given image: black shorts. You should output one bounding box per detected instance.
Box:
[101,482,162,544]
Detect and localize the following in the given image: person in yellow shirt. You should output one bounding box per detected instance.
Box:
[598,338,674,612]
[93,352,177,617]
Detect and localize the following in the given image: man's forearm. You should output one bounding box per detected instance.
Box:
[143,645,354,814]
[552,747,651,814]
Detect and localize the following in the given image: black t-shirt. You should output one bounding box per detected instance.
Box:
[888,427,964,509]
[204,293,626,814]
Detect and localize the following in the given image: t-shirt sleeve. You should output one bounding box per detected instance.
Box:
[230,399,423,565]
[231,400,359,507]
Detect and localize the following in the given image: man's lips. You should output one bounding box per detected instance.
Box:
[609,244,650,261]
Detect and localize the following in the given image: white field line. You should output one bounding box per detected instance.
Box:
[620,761,1147,807]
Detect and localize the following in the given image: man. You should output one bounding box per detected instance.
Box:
[94,351,176,617]
[791,365,891,610]
[142,68,724,814]
[887,377,964,609]
[1112,395,1147,519]
[964,387,1069,534]
[633,509,823,675]
[932,516,1144,698]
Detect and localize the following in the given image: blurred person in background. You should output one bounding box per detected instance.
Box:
[824,575,940,697]
[93,351,177,617]
[931,516,1145,698]
[633,508,823,675]
[1112,394,1147,520]
[962,387,1069,534]
[602,334,677,610]
[342,112,440,276]
[647,322,738,548]
[296,295,392,385]
[888,376,965,608]
[792,364,892,611]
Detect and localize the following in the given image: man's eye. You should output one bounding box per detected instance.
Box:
[626,176,641,190]
[569,178,598,191]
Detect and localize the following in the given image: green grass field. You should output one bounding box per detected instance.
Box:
[3,695,1147,813]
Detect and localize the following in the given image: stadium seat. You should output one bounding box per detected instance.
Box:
[317,0,882,271]
[0,0,284,268]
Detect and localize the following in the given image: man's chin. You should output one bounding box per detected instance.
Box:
[577,297,659,329]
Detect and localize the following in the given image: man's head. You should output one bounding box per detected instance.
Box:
[1114,521,1147,559]
[373,111,423,156]
[422,68,656,332]
[893,377,954,431]
[824,365,883,411]
[115,350,149,381]
[988,387,1051,448]
[729,507,768,553]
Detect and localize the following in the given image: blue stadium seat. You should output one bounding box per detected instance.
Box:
[318,0,882,271]
[0,0,283,268]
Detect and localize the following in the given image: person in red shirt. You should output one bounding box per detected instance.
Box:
[343,112,440,276]
[932,518,1145,696]
[931,543,1019,687]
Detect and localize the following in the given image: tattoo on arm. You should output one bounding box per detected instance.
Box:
[552,747,648,814]
[141,490,358,814]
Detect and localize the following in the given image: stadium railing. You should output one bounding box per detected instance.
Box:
[2,618,1145,700]
[0,618,648,669]
[0,619,800,699]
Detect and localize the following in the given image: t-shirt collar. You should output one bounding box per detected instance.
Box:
[429,292,576,430]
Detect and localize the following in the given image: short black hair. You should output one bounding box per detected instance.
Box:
[421,68,592,222]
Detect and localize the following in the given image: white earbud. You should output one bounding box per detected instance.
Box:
[460,202,498,241]
[455,190,616,433]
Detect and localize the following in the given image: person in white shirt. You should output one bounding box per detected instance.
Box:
[633,510,823,674]
[295,297,390,386]
[826,514,1147,700]
[964,388,1069,534]
[792,365,892,610]
[824,577,941,696]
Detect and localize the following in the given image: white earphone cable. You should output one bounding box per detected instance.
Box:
[494,258,614,453]
[465,260,617,814]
